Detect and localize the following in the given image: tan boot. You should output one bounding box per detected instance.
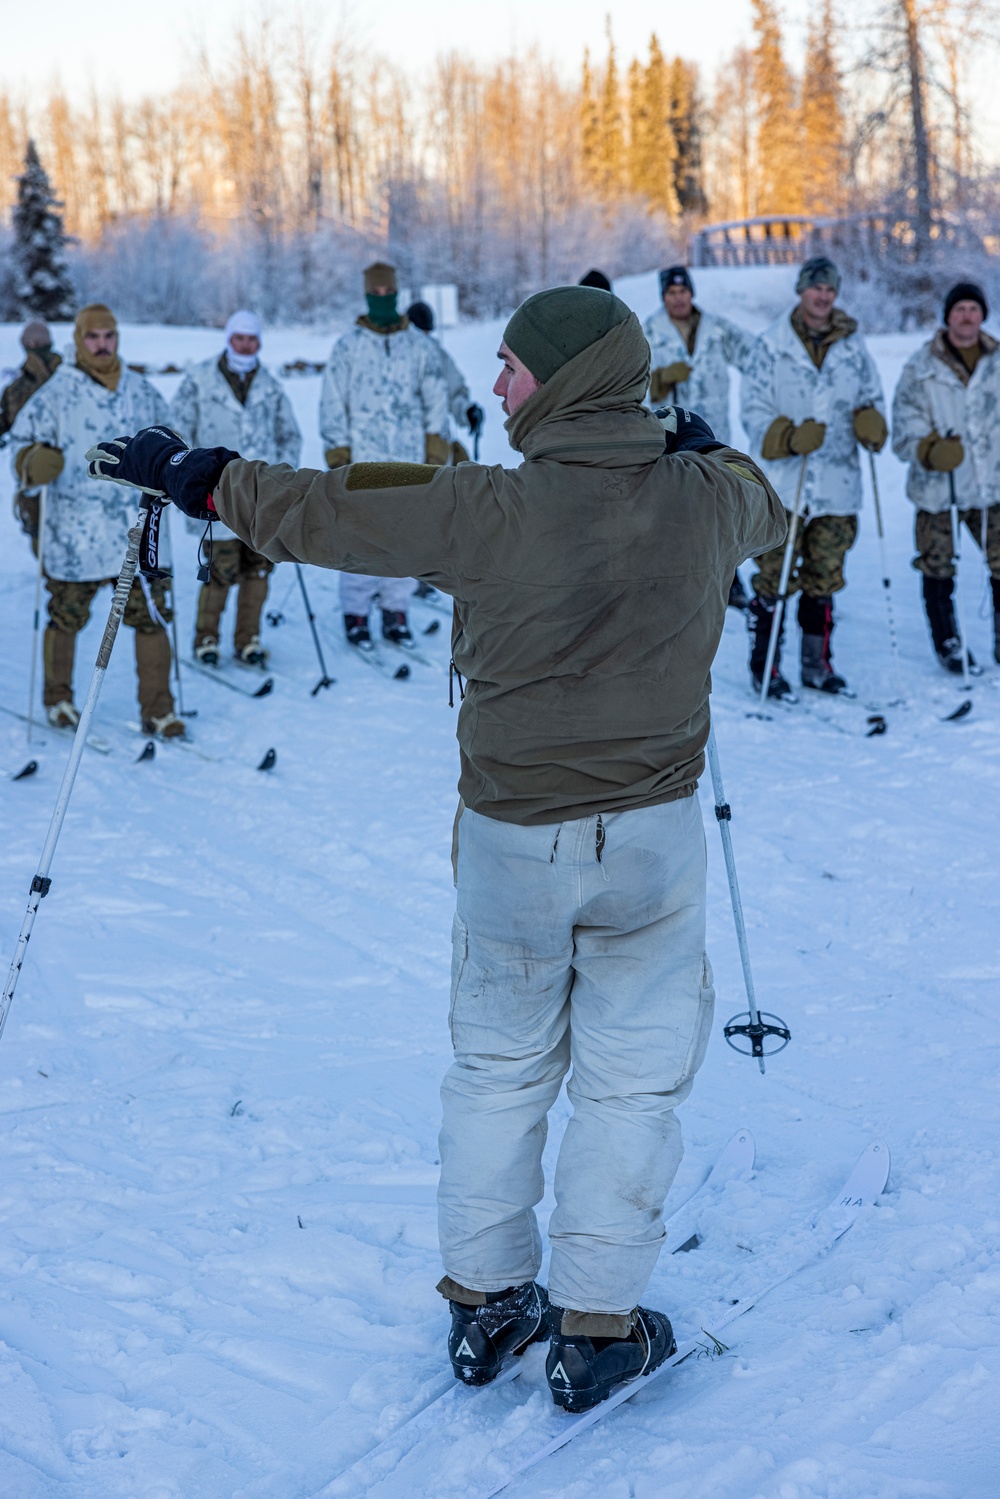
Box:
[143,711,186,740]
[43,627,77,709]
[195,578,230,652]
[234,574,270,656]
[134,628,175,724]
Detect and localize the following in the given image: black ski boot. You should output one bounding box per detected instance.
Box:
[748,594,793,699]
[921,577,979,675]
[344,613,371,647]
[798,594,849,694]
[445,1281,549,1386]
[546,1304,676,1413]
[381,609,413,646]
[728,571,750,610]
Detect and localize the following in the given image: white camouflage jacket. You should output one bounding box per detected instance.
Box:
[319,321,449,463]
[740,310,885,517]
[169,356,302,540]
[641,305,754,444]
[10,363,168,581]
[426,333,472,431]
[891,332,1000,513]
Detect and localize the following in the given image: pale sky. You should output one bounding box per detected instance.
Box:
[0,0,812,99]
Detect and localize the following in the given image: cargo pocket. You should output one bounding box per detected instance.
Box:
[677,953,716,1087]
[448,913,470,1047]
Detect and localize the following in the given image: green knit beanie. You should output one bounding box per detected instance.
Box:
[503,286,632,383]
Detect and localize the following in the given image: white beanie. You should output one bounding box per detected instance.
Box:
[223,309,262,374]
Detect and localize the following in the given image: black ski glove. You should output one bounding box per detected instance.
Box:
[653,405,726,456]
[466,403,485,434]
[86,427,239,519]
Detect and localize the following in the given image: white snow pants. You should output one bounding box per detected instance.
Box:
[439,795,714,1315]
[339,573,414,615]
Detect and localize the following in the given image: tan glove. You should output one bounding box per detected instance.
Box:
[853,407,888,453]
[918,432,964,472]
[451,440,471,465]
[15,443,65,486]
[760,416,796,460]
[325,445,352,468]
[649,362,693,403]
[789,418,826,456]
[425,433,450,466]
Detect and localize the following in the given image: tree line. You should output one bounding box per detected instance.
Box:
[0,2,996,324]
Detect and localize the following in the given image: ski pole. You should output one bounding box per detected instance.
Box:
[706,723,790,1074]
[1,495,155,1046]
[867,453,905,705]
[162,511,194,718]
[758,454,808,709]
[25,486,47,744]
[295,563,335,695]
[947,469,972,691]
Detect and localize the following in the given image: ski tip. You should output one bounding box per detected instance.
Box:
[136,740,156,763]
[393,664,411,680]
[13,759,39,781]
[865,715,888,737]
[423,619,442,635]
[944,698,973,722]
[257,747,277,772]
[253,678,275,699]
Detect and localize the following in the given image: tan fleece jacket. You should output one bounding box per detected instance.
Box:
[213,315,786,825]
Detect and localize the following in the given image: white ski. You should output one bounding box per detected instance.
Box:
[344,640,411,681]
[182,658,274,698]
[318,1130,755,1499]
[477,1139,890,1499]
[0,702,112,754]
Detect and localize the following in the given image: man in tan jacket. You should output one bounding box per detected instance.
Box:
[88,286,785,1412]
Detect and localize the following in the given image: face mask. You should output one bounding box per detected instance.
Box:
[366,292,399,327]
[225,345,259,375]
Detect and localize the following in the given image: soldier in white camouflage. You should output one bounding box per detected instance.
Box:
[1,320,62,552]
[740,256,887,698]
[642,266,755,609]
[9,303,183,737]
[319,262,450,648]
[169,310,302,667]
[406,300,484,465]
[891,281,1000,669]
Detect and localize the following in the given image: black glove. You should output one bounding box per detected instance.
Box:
[652,405,725,456]
[466,403,485,434]
[86,427,239,519]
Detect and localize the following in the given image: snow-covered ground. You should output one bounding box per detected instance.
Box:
[1,305,998,1498]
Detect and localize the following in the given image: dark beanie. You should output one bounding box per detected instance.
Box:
[944,281,988,322]
[659,265,694,295]
[797,255,841,293]
[503,286,632,383]
[407,300,434,332]
[579,268,612,291]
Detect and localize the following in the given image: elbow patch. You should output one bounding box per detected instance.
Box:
[724,461,763,486]
[345,462,438,491]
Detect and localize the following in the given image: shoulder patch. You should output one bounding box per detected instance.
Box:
[345,462,438,491]
[723,460,763,487]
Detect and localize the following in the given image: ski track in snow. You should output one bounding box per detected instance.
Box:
[1,302,998,1497]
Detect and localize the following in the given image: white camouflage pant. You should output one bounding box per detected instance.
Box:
[439,795,714,1315]
[339,572,415,615]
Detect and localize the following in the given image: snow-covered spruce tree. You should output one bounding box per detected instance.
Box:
[12,140,76,320]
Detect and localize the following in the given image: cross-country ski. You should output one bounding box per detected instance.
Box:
[1,32,998,1496]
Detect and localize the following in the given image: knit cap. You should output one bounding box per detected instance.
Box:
[224,309,262,344]
[364,262,397,293]
[796,256,841,293]
[503,286,632,384]
[944,281,988,322]
[21,320,51,350]
[659,266,694,295]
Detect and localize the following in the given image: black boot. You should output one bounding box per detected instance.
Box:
[921,577,978,674]
[728,571,749,610]
[445,1281,549,1386]
[344,613,370,647]
[546,1303,676,1413]
[381,609,413,646]
[748,595,792,699]
[798,594,848,693]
